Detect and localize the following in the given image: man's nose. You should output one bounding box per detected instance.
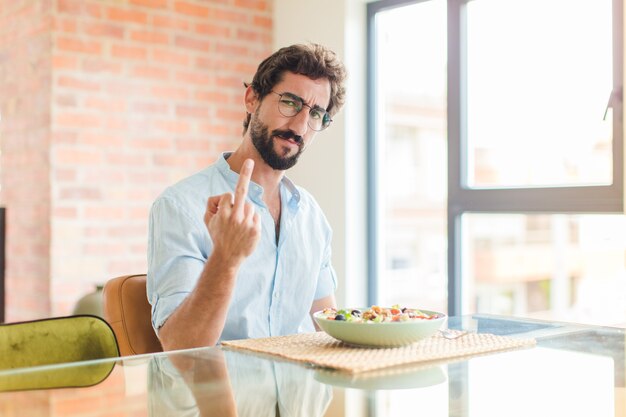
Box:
[288,110,310,137]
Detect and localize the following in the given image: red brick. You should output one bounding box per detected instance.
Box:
[214,9,248,23]
[103,117,130,131]
[55,94,77,107]
[82,58,124,74]
[84,206,126,221]
[106,7,148,25]
[153,154,190,167]
[59,187,101,200]
[78,132,125,147]
[104,81,149,95]
[111,44,148,60]
[132,65,170,80]
[130,0,169,9]
[57,0,102,18]
[53,17,78,33]
[128,170,169,184]
[207,59,256,76]
[252,15,272,29]
[175,34,211,51]
[195,23,230,37]
[83,243,128,255]
[56,36,102,54]
[234,0,270,11]
[107,259,148,274]
[199,123,235,136]
[53,207,78,218]
[154,119,191,134]
[131,30,169,44]
[129,137,172,150]
[151,15,190,31]
[118,188,154,201]
[175,70,212,85]
[85,3,103,19]
[216,75,244,89]
[107,225,148,237]
[216,108,243,122]
[83,169,125,183]
[176,105,208,118]
[150,85,190,100]
[133,102,170,114]
[195,90,231,103]
[106,152,149,165]
[85,97,127,112]
[174,1,210,18]
[55,112,102,129]
[57,0,82,15]
[82,22,125,39]
[151,49,190,66]
[52,54,79,70]
[55,148,104,165]
[237,28,271,43]
[57,75,101,91]
[192,155,212,170]
[215,41,249,57]
[176,138,211,152]
[54,168,78,181]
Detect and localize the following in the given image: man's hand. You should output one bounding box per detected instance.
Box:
[204,159,261,264]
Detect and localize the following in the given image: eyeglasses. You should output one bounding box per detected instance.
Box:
[270,91,332,131]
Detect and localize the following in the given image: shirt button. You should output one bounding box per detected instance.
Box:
[274,292,279,299]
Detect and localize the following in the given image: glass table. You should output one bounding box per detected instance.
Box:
[0,315,623,416]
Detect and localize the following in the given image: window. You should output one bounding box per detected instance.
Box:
[368,0,624,326]
[367,0,448,313]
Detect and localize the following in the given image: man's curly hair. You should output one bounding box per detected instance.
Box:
[243,43,347,134]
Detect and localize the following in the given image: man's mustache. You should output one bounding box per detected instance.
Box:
[272,130,303,144]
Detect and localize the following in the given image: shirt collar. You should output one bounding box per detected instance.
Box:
[216,152,301,207]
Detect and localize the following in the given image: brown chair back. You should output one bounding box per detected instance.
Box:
[102,274,162,356]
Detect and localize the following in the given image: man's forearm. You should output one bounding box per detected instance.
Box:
[157,254,241,351]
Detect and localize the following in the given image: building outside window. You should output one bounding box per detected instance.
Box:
[368,0,625,327]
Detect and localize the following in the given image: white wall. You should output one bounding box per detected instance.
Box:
[273,0,369,308]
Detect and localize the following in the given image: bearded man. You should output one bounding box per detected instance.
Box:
[147,43,347,350]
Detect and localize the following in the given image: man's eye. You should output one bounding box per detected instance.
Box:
[310,110,323,120]
[281,99,299,108]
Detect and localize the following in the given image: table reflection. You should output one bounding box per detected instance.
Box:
[0,315,622,417]
[149,349,333,417]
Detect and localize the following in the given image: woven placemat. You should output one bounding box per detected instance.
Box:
[222,331,536,374]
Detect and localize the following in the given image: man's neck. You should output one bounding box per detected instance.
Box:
[227,145,283,200]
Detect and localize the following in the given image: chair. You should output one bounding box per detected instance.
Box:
[102,274,162,356]
[0,315,119,370]
[0,315,119,391]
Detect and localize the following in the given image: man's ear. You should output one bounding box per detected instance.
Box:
[244,86,259,113]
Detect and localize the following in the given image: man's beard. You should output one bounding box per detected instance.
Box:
[249,114,304,170]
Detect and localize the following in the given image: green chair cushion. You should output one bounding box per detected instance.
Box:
[0,315,119,391]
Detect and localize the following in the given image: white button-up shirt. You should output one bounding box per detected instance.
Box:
[147,153,337,342]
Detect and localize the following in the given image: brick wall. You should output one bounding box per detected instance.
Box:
[0,0,53,320]
[0,0,273,320]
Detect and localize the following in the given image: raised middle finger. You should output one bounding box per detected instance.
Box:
[233,159,254,215]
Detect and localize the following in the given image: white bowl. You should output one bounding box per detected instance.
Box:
[313,308,446,348]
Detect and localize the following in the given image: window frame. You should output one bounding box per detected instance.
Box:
[367,0,624,314]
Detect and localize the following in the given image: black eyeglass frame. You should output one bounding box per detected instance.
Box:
[270,91,333,131]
